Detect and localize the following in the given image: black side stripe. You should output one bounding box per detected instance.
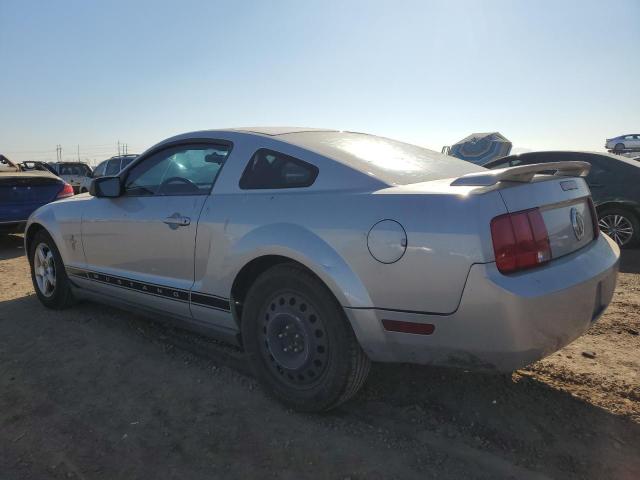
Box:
[66,267,230,311]
[190,292,231,311]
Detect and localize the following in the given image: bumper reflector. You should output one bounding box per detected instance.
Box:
[382,319,435,335]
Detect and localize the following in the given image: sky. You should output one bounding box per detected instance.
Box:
[1,0,638,165]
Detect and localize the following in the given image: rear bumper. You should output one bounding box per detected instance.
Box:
[346,234,620,371]
[0,221,26,233]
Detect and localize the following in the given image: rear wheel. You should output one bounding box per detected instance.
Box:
[29,230,75,309]
[598,208,639,248]
[614,142,625,153]
[241,264,370,412]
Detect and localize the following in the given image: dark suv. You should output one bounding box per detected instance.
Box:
[79,155,138,193]
[484,151,640,248]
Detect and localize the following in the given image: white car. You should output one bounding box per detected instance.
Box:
[605,134,640,153]
[48,162,93,194]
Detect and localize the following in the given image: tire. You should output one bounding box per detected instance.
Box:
[241,263,370,412]
[614,143,625,153]
[29,229,75,309]
[598,207,640,248]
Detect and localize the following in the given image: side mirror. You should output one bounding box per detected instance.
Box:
[90,176,122,198]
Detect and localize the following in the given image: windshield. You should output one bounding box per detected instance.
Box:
[281,131,485,185]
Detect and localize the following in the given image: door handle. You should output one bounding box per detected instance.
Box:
[163,213,191,229]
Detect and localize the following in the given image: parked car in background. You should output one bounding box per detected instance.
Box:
[1,156,73,234]
[24,128,618,411]
[605,134,640,153]
[484,151,640,247]
[48,162,92,194]
[19,161,58,174]
[1,154,21,172]
[79,155,138,193]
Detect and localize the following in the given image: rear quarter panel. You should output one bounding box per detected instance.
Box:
[195,145,507,314]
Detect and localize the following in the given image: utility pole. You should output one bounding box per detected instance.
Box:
[77,144,80,161]
[56,144,62,162]
[117,140,121,157]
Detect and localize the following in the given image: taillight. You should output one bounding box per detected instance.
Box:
[490,208,551,274]
[587,197,600,239]
[56,183,74,199]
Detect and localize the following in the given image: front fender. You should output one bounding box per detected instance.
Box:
[25,200,86,267]
[227,223,373,309]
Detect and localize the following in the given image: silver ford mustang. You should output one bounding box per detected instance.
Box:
[25,127,620,411]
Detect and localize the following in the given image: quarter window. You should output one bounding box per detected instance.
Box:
[239,149,318,189]
[124,143,231,196]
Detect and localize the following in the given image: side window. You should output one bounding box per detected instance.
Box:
[239,149,318,189]
[105,159,122,176]
[121,157,135,169]
[124,143,231,196]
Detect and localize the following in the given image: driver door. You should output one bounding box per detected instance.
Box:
[79,141,230,317]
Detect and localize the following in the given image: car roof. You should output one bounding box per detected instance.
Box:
[156,127,485,186]
[224,126,339,136]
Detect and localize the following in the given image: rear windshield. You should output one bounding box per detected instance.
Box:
[281,131,485,185]
[58,164,91,176]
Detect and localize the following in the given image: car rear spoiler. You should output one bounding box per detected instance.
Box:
[450,161,591,187]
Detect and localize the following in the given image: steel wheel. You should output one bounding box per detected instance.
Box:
[599,214,634,246]
[242,263,370,411]
[34,242,56,297]
[259,290,328,388]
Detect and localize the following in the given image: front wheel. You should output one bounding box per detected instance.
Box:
[29,230,75,309]
[598,208,639,248]
[614,143,625,153]
[241,264,370,412]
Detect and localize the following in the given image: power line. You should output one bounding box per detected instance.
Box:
[4,141,144,165]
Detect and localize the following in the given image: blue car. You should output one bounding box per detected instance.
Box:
[0,155,74,234]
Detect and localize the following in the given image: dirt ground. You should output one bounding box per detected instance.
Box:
[1,234,638,480]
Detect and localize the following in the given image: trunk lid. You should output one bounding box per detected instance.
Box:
[0,174,63,222]
[498,176,595,258]
[0,175,63,204]
[453,161,596,260]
